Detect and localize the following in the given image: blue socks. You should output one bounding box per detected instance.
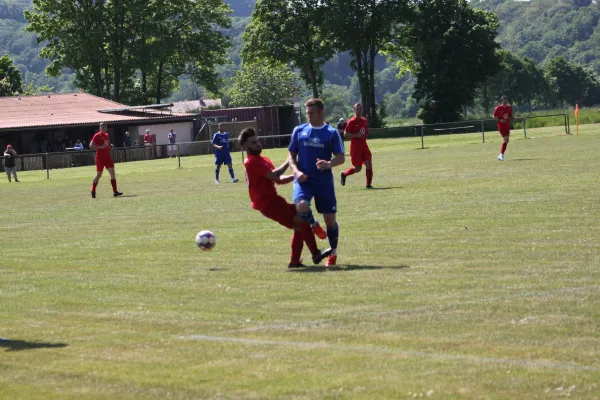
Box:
[327,223,339,252]
[228,168,235,179]
[215,169,220,181]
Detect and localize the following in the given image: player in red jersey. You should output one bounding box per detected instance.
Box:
[239,127,331,268]
[340,103,373,188]
[493,95,514,161]
[89,122,123,198]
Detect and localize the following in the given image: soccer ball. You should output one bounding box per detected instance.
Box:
[196,230,216,251]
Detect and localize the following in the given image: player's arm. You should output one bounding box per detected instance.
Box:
[287,129,307,182]
[264,160,289,181]
[211,134,222,150]
[343,122,362,140]
[89,137,103,151]
[316,131,345,170]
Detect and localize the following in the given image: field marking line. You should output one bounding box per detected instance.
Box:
[180,334,597,372]
[216,284,600,334]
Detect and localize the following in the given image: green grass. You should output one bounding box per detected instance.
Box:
[2,125,600,399]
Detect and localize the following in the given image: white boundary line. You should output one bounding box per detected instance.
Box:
[180,335,597,372]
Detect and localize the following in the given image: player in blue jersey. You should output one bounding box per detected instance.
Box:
[212,123,239,184]
[288,98,345,267]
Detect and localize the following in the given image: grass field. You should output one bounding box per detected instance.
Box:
[1,125,600,399]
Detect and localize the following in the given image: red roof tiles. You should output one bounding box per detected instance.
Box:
[0,92,192,130]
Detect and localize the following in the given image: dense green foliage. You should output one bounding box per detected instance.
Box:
[229,62,298,107]
[0,54,23,95]
[24,0,231,105]
[3,0,600,121]
[473,0,600,73]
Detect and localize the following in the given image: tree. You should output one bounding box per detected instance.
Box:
[25,0,231,104]
[387,0,501,123]
[0,54,23,96]
[229,62,299,107]
[324,0,412,127]
[242,0,334,98]
[544,56,598,106]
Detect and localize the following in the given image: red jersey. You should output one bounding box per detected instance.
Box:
[244,154,278,210]
[345,116,369,148]
[493,105,512,131]
[91,132,111,157]
[144,133,153,144]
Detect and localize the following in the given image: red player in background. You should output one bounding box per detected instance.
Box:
[89,122,123,198]
[493,95,514,161]
[340,103,374,189]
[239,127,331,268]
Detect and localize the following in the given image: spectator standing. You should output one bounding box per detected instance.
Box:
[3,144,20,182]
[123,131,132,147]
[167,128,177,158]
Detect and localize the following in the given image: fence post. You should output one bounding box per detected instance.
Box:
[523,118,527,138]
[45,153,50,179]
[566,113,571,134]
[177,144,181,168]
[420,125,425,149]
[481,120,485,143]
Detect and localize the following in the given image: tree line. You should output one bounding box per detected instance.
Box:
[2,0,599,126]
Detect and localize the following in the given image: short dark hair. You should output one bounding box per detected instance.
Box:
[304,98,324,110]
[238,127,256,147]
[501,95,508,99]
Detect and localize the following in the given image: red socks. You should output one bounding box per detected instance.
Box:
[343,167,356,177]
[111,179,118,192]
[290,231,304,265]
[500,141,508,154]
[92,180,98,192]
[366,169,373,186]
[300,222,319,256]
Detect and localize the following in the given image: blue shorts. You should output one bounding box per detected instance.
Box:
[215,152,232,166]
[293,180,337,214]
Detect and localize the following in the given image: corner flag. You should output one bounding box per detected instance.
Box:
[575,104,579,137]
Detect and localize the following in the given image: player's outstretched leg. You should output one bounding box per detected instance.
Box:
[296,200,326,240]
[340,167,356,186]
[298,222,331,264]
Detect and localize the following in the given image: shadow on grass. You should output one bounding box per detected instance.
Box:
[117,194,138,198]
[512,158,536,161]
[288,265,410,273]
[0,338,68,352]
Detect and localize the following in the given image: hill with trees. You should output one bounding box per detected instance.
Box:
[1,0,600,122]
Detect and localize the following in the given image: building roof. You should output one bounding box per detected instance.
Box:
[170,99,222,113]
[0,92,195,131]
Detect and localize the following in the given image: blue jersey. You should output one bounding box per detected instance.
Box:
[288,123,344,185]
[212,132,230,155]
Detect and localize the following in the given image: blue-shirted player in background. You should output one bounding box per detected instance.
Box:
[288,98,345,267]
[212,123,239,184]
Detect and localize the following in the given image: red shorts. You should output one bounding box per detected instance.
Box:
[350,145,372,167]
[258,195,297,230]
[96,155,115,172]
[498,126,510,137]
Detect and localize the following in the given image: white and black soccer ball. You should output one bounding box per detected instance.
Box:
[196,230,216,251]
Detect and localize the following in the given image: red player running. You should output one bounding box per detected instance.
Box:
[239,128,331,268]
[493,95,514,161]
[89,122,123,198]
[340,103,373,188]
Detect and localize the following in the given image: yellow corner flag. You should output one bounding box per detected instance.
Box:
[575,104,579,137]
